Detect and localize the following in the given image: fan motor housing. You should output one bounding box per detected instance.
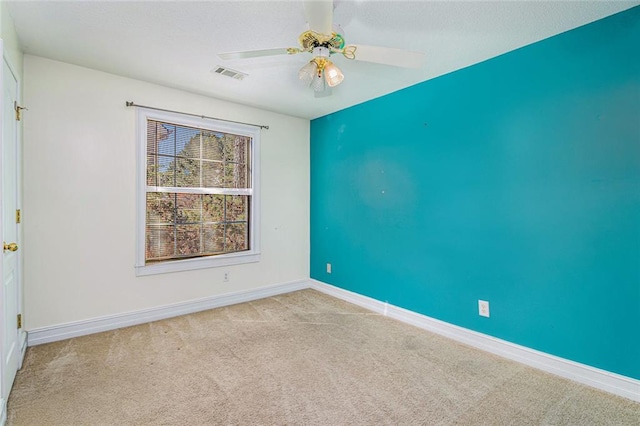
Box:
[299,30,345,52]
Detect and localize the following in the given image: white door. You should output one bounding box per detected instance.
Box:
[1,54,21,404]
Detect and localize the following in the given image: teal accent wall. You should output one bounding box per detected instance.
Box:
[310,7,640,379]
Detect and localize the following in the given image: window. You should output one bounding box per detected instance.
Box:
[136,108,260,276]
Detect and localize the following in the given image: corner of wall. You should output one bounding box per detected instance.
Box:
[1,1,24,80]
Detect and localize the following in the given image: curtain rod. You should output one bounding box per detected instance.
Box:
[125,101,269,130]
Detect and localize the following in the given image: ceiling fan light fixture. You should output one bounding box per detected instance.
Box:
[312,45,331,58]
[298,61,318,86]
[311,71,327,93]
[324,61,344,87]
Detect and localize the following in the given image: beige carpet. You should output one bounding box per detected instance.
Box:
[7,289,640,425]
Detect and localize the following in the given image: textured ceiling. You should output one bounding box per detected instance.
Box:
[6,1,639,119]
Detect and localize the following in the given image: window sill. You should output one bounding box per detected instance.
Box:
[135,251,260,276]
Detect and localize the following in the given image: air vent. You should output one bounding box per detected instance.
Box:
[212,66,247,80]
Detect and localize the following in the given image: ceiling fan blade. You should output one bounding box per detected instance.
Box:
[351,45,425,69]
[303,0,334,35]
[218,48,292,61]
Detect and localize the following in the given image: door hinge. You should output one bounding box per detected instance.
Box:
[17,314,22,329]
[14,101,28,121]
[16,209,21,224]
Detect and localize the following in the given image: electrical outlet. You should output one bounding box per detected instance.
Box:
[223,272,229,282]
[478,300,490,318]
[326,263,332,274]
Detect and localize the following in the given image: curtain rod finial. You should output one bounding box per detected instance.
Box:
[126,101,134,107]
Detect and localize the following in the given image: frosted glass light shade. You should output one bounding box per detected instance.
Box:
[311,72,326,92]
[298,61,318,86]
[324,62,344,87]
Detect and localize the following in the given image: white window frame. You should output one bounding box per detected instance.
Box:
[135,108,260,276]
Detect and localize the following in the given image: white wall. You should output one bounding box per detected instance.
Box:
[22,55,309,330]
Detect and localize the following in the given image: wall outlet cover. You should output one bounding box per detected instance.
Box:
[479,300,490,317]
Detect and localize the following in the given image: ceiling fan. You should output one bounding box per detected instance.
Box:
[217,0,425,97]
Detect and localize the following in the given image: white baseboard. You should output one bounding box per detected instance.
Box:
[27,279,309,347]
[310,279,640,402]
[23,278,640,402]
